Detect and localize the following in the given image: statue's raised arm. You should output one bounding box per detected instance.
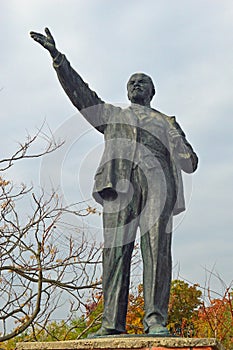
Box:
[30,28,108,132]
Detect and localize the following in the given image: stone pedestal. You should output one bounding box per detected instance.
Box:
[16,337,225,350]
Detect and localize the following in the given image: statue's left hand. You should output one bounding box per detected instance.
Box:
[30,27,58,58]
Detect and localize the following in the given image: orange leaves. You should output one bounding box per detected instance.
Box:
[0,176,10,187]
[196,296,233,347]
[126,284,144,334]
[86,206,101,216]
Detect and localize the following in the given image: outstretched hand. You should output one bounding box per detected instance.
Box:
[30,28,58,57]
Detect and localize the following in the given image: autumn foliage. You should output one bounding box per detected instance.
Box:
[126,284,144,334]
[196,295,233,348]
[1,279,233,349]
[84,279,233,349]
[168,280,202,337]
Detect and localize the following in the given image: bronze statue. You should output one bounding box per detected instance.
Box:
[30,28,198,337]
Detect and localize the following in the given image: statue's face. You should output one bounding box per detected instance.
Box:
[127,73,155,105]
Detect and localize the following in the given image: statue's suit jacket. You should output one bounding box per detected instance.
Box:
[53,53,198,215]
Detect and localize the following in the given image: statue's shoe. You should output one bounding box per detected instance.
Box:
[87,327,123,338]
[147,325,170,337]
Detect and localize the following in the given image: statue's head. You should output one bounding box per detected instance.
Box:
[127,73,155,106]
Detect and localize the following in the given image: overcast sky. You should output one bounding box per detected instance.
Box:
[1,0,233,297]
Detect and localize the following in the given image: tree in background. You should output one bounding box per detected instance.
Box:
[1,278,233,349]
[195,286,233,349]
[126,284,144,334]
[0,126,102,342]
[167,279,202,336]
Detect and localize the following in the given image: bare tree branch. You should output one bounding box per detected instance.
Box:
[0,126,103,342]
[0,121,64,171]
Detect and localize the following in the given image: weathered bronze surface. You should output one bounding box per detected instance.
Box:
[30,28,198,337]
